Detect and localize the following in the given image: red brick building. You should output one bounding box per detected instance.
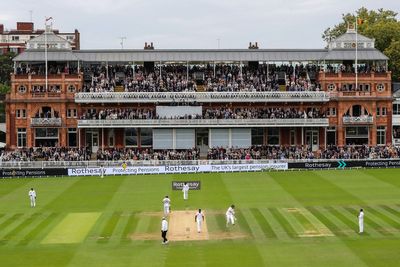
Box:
[6,26,392,153]
[0,22,79,54]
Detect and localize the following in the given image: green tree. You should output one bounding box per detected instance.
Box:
[0,52,15,83]
[323,7,400,81]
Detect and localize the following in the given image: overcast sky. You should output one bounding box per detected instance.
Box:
[1,0,399,50]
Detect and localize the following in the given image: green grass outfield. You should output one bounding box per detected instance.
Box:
[0,168,400,267]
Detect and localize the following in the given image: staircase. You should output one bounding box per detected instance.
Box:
[115,86,124,92]
[196,84,206,92]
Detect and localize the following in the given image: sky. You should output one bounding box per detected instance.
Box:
[0,0,399,50]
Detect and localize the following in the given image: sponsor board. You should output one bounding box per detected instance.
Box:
[288,160,400,169]
[68,162,288,176]
[0,168,67,178]
[172,181,201,190]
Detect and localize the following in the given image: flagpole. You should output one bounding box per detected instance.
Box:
[355,17,358,91]
[45,18,48,92]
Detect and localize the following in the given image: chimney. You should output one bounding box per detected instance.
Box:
[144,42,155,50]
[0,24,3,34]
[248,41,259,49]
[17,22,34,32]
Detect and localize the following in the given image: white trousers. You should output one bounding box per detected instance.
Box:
[226,214,235,225]
[197,220,202,232]
[164,205,170,215]
[30,196,36,207]
[183,191,188,200]
[359,220,364,233]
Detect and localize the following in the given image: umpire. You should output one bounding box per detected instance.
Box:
[161,217,169,244]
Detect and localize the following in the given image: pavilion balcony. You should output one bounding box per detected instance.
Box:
[74,91,330,103]
[342,116,373,124]
[77,118,329,128]
[30,118,62,127]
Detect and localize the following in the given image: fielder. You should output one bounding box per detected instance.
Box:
[195,209,205,233]
[358,208,364,234]
[161,217,169,244]
[226,204,236,226]
[182,182,189,200]
[163,196,171,216]
[28,188,37,207]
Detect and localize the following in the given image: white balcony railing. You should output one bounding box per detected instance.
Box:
[74,91,330,103]
[78,118,329,128]
[30,118,62,127]
[342,116,373,124]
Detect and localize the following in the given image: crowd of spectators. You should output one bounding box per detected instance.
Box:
[80,64,321,93]
[2,145,399,162]
[207,145,400,160]
[80,107,324,120]
[96,148,200,161]
[0,147,91,162]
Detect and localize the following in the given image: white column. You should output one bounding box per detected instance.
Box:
[301,127,304,145]
[172,129,176,150]
[78,128,81,147]
[186,61,189,81]
[102,128,104,152]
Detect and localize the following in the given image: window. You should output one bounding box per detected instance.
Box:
[17,128,27,147]
[382,107,387,116]
[18,85,27,94]
[327,107,336,117]
[251,128,264,146]
[376,107,380,116]
[327,84,336,91]
[376,84,385,92]
[68,84,76,93]
[267,128,279,145]
[344,42,353,49]
[11,36,20,41]
[290,129,296,146]
[16,109,26,118]
[377,126,386,145]
[67,109,77,118]
[68,128,77,147]
[393,104,400,115]
[360,84,370,92]
[327,127,336,145]
[140,128,152,146]
[125,128,138,146]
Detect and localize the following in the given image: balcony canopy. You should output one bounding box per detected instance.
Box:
[13,48,388,63]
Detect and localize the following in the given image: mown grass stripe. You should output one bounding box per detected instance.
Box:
[325,207,366,236]
[268,207,298,238]
[307,207,346,237]
[18,213,58,246]
[380,205,400,219]
[120,212,138,243]
[0,214,5,220]
[290,210,320,233]
[249,208,276,238]
[0,213,24,231]
[235,210,253,236]
[214,212,228,230]
[0,213,41,245]
[367,206,400,229]
[97,211,122,243]
[344,207,392,236]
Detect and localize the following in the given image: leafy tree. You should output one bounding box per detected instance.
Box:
[0,83,10,94]
[0,52,15,85]
[323,7,400,81]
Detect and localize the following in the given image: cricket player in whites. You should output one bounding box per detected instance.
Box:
[182,182,189,200]
[163,196,171,216]
[358,208,364,234]
[195,209,205,233]
[28,188,37,207]
[226,204,236,226]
